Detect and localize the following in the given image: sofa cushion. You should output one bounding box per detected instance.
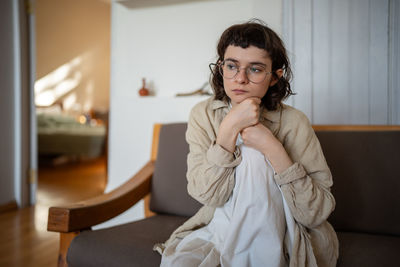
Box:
[316,130,400,236]
[67,215,188,267]
[336,231,400,267]
[150,123,202,217]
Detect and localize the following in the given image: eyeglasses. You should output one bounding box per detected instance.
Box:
[210,60,273,84]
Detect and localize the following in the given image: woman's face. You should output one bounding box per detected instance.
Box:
[222,45,277,106]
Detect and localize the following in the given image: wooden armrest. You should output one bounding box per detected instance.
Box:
[47,161,154,233]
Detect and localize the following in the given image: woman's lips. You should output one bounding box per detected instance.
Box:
[232,89,248,94]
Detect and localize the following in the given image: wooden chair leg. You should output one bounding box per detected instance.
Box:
[144,193,156,218]
[58,232,79,267]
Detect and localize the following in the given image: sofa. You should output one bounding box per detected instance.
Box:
[48,123,400,267]
[314,126,400,266]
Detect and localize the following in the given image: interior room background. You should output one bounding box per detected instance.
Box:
[104,0,400,229]
[0,0,398,230]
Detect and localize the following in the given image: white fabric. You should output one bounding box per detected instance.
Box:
[161,135,295,267]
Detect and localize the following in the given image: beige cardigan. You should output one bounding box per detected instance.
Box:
[156,97,339,267]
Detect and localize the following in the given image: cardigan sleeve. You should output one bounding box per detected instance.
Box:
[274,110,335,229]
[185,105,241,207]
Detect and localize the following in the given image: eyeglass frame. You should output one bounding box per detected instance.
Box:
[209,60,274,84]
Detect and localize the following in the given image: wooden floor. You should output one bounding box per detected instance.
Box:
[0,156,107,267]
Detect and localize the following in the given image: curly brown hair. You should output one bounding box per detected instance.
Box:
[210,19,294,111]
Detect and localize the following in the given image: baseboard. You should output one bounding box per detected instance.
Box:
[0,200,18,213]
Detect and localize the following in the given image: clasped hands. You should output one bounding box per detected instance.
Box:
[217,97,293,174]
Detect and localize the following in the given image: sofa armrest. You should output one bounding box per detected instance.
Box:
[47,160,154,233]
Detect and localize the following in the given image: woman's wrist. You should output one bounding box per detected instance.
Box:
[264,143,293,174]
[216,119,239,153]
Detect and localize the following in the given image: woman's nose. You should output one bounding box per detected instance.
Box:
[234,68,249,83]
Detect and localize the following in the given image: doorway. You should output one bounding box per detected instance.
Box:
[34,0,111,207]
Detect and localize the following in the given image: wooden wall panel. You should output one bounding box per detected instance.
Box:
[369,0,389,124]
[282,0,294,107]
[331,0,351,124]
[291,0,313,120]
[283,0,396,125]
[348,0,370,124]
[312,0,331,124]
[389,0,400,125]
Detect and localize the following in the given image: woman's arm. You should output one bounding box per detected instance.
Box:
[186,105,241,207]
[275,112,335,229]
[241,123,293,174]
[186,98,261,207]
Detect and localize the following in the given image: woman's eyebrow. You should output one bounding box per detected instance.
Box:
[225,58,267,67]
[224,58,239,63]
[249,61,267,67]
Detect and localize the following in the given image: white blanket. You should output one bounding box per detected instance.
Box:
[161,136,295,267]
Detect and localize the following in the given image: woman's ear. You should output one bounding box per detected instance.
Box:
[269,69,284,87]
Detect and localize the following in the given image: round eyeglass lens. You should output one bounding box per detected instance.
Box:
[219,61,268,83]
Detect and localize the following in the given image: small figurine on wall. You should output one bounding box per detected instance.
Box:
[138,78,150,96]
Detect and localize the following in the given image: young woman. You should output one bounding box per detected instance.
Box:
[156,20,339,267]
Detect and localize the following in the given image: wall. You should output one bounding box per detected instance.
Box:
[100,0,282,228]
[283,0,400,125]
[390,0,400,124]
[0,0,31,208]
[111,0,282,99]
[35,0,110,113]
[0,0,16,207]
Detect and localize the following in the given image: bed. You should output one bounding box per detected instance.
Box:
[37,112,107,159]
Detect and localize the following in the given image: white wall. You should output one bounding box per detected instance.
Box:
[35,0,110,113]
[100,0,282,228]
[283,0,399,125]
[111,0,282,99]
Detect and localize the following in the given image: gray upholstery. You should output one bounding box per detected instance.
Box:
[150,123,202,217]
[316,130,400,267]
[316,131,400,236]
[67,123,400,266]
[67,215,187,267]
[336,232,400,267]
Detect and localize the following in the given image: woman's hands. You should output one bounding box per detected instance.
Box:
[227,97,261,133]
[241,124,293,174]
[216,97,293,174]
[216,98,261,153]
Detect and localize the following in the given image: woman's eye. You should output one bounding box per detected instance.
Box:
[226,63,237,70]
[249,67,262,73]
